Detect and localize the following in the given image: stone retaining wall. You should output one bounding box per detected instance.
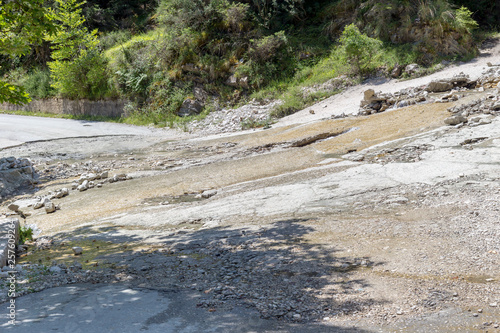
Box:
[1,98,125,118]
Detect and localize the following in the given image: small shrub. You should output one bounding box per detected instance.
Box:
[241,117,273,130]
[23,68,55,99]
[237,31,296,88]
[338,23,382,75]
[455,6,479,33]
[99,30,133,50]
[49,49,114,100]
[19,226,33,245]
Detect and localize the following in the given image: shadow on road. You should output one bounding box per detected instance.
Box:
[39,217,386,331]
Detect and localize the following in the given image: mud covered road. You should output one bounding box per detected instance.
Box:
[1,42,500,332]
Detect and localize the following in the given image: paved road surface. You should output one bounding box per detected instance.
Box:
[0,284,356,333]
[0,114,159,149]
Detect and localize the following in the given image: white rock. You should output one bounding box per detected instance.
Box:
[33,201,44,209]
[79,180,89,191]
[72,247,83,255]
[201,189,218,199]
[45,201,56,213]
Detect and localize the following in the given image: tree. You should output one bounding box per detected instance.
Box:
[0,0,55,104]
[45,0,111,99]
[338,23,382,75]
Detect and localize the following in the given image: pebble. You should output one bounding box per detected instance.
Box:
[72,247,83,255]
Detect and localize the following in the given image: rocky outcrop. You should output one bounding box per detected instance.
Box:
[444,70,500,126]
[177,98,204,117]
[226,75,250,89]
[0,157,37,201]
[425,73,475,93]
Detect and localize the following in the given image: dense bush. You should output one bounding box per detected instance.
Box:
[22,68,55,99]
[46,0,114,100]
[49,50,113,99]
[324,0,478,64]
[82,0,159,32]
[450,0,500,28]
[337,23,382,74]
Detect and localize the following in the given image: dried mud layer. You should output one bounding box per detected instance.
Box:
[2,73,500,331]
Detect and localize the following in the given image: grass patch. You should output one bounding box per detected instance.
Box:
[19,239,143,270]
[241,117,274,130]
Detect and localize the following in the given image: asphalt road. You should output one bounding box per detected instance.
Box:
[0,114,158,149]
[0,284,350,333]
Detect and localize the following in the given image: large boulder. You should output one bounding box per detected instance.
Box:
[177,98,204,117]
[391,65,403,78]
[0,157,37,201]
[444,115,467,125]
[404,64,420,76]
[426,80,454,93]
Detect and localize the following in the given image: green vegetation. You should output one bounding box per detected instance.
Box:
[1,0,493,123]
[19,226,34,245]
[0,0,55,104]
[46,0,115,99]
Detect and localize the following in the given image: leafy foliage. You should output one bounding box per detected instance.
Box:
[0,0,55,104]
[82,0,158,32]
[0,82,31,104]
[48,49,112,99]
[324,0,478,64]
[455,6,479,33]
[45,0,99,61]
[46,0,113,99]
[19,226,34,245]
[0,0,55,57]
[450,0,500,28]
[338,24,382,74]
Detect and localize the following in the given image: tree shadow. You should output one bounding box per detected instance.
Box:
[46,217,385,331]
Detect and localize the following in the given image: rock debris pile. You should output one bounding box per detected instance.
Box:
[188,100,280,135]
[444,74,500,127]
[359,71,500,129]
[359,73,478,115]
